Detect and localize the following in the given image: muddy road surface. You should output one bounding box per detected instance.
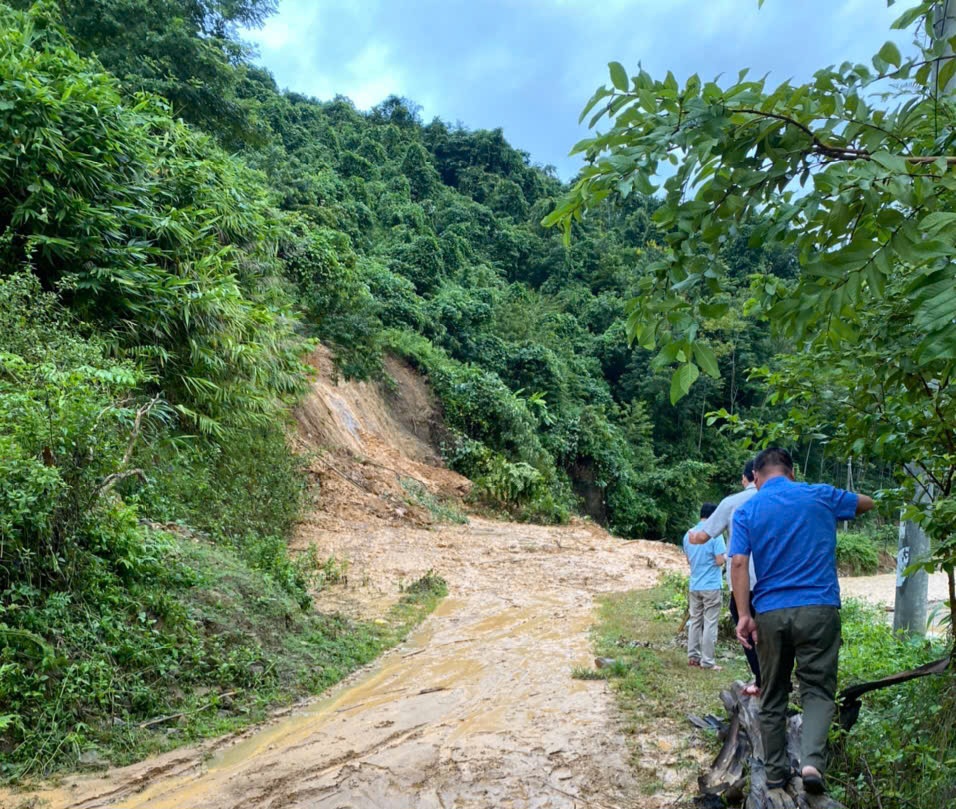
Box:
[5,352,685,809]
[14,518,682,809]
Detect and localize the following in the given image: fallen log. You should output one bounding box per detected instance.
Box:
[694,683,838,809]
[692,656,951,808]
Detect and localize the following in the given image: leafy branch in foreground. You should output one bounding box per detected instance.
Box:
[546,0,954,371]
[544,0,956,611]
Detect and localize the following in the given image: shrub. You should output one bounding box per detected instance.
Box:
[0,275,145,592]
[836,531,880,576]
[386,331,550,469]
[0,4,306,432]
[128,423,309,603]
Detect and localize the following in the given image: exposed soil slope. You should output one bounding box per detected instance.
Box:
[7,347,684,809]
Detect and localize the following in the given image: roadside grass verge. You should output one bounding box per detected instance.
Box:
[830,599,952,809]
[584,574,953,808]
[1,534,446,783]
[577,573,750,801]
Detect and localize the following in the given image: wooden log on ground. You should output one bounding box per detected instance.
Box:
[692,682,844,809]
[693,658,952,808]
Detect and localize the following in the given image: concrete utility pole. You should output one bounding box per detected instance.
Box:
[895,466,931,635]
[894,2,955,635]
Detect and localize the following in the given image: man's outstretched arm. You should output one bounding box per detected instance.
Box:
[856,494,875,515]
[688,496,733,544]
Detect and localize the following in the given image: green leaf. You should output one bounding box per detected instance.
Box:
[669,362,700,405]
[870,151,908,173]
[578,86,611,125]
[699,301,729,319]
[877,41,902,68]
[918,211,956,237]
[939,58,956,92]
[693,344,720,378]
[609,61,629,92]
[891,4,930,31]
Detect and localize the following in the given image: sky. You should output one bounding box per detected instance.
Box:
[246,0,920,179]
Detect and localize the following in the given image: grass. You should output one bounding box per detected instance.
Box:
[2,534,446,782]
[829,599,953,809]
[584,574,954,809]
[400,477,469,524]
[578,572,750,801]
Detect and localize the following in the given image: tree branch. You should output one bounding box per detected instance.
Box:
[731,108,956,164]
[97,469,148,497]
[93,394,161,500]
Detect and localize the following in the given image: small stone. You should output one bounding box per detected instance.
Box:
[594,657,617,669]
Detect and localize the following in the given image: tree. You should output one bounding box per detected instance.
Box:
[544,0,956,626]
[12,0,278,146]
[1,2,304,433]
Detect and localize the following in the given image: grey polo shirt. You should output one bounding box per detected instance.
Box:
[700,483,758,590]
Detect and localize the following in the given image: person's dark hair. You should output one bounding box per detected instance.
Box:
[754,447,794,473]
[743,459,756,482]
[700,502,718,519]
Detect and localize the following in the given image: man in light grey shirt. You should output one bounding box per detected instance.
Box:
[688,459,761,694]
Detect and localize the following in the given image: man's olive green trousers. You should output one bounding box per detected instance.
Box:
[755,605,841,783]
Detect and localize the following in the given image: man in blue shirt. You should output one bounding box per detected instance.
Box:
[729,448,874,795]
[683,503,727,670]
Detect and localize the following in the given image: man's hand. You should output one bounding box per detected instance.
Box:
[687,530,710,545]
[736,614,758,649]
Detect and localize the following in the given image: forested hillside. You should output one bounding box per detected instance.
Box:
[0,0,854,780]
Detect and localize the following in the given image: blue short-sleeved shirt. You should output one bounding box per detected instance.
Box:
[729,476,859,613]
[683,521,726,592]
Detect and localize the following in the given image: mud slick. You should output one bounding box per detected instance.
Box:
[7,349,687,809]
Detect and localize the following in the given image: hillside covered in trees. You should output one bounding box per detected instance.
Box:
[3,0,935,792]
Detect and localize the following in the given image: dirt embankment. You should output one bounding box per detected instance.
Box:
[8,347,685,809]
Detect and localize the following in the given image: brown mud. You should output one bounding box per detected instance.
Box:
[6,348,685,809]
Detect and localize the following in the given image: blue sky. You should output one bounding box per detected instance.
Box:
[247,0,919,179]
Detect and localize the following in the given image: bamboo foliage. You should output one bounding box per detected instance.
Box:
[0,3,306,433]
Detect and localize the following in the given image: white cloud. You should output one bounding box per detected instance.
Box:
[254,17,297,50]
[245,0,926,179]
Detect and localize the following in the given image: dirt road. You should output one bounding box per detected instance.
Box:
[5,352,688,809]
[14,518,681,809]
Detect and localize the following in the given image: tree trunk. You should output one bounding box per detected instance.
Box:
[694,683,844,808]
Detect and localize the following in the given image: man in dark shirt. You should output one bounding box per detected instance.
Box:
[729,448,874,794]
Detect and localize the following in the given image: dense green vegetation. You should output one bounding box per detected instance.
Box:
[3,0,798,541]
[2,0,779,778]
[2,0,951,801]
